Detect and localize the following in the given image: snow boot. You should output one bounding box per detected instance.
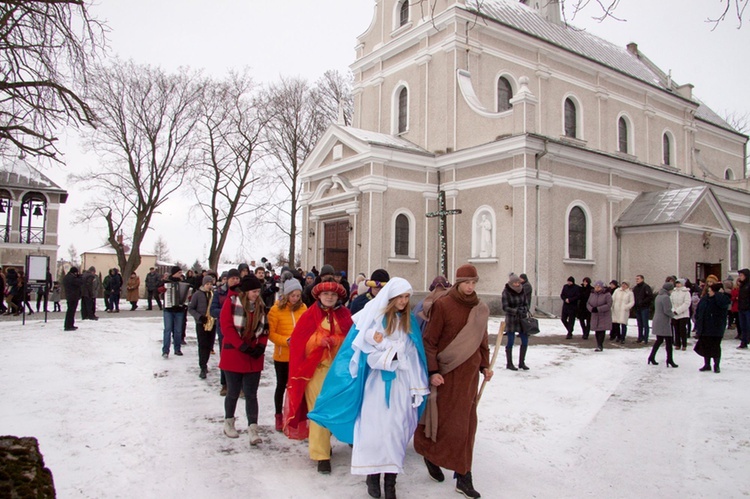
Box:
[455,471,481,498]
[317,459,331,474]
[275,413,283,432]
[505,348,518,371]
[248,423,262,445]
[518,345,529,370]
[424,457,444,482]
[223,417,239,438]
[384,473,397,499]
[366,474,381,498]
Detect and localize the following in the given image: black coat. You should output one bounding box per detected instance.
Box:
[695,292,731,337]
[577,284,592,315]
[109,273,123,292]
[502,283,528,333]
[632,282,653,310]
[737,269,750,312]
[560,283,580,313]
[62,270,82,301]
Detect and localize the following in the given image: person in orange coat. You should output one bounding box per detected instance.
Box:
[267,279,307,431]
[218,274,268,446]
[126,272,140,311]
[284,280,352,474]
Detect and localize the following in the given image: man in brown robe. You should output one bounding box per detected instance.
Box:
[414,264,492,499]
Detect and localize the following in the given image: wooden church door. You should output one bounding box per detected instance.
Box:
[323,220,349,276]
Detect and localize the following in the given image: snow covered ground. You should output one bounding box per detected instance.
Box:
[1,308,748,498]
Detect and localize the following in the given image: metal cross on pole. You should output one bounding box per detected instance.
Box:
[426,190,462,278]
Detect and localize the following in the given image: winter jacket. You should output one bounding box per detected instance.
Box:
[218,289,268,373]
[652,289,673,338]
[587,289,612,331]
[737,269,750,312]
[109,273,123,293]
[611,288,634,324]
[145,271,161,291]
[188,288,213,324]
[502,283,528,333]
[62,270,82,301]
[695,292,731,338]
[670,286,691,320]
[267,301,308,362]
[577,284,593,316]
[731,287,740,313]
[560,283,580,313]
[126,275,140,302]
[81,272,98,298]
[632,282,653,310]
[522,281,533,309]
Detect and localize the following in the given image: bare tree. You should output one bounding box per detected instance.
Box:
[190,70,267,270]
[0,1,104,161]
[259,77,333,265]
[315,70,354,127]
[723,110,750,135]
[152,235,171,263]
[73,60,204,280]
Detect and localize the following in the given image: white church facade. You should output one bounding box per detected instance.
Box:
[299,0,749,312]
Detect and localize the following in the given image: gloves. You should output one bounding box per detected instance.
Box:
[199,316,208,324]
[591,306,598,313]
[248,344,266,358]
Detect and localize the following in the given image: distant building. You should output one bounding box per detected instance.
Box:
[81,245,157,298]
[0,161,67,276]
[299,0,749,312]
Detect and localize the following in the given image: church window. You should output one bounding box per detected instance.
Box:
[397,86,408,134]
[730,232,739,271]
[618,116,629,153]
[564,98,577,138]
[395,214,409,256]
[19,192,47,244]
[662,132,672,165]
[568,206,586,259]
[0,190,11,243]
[725,168,734,180]
[497,77,513,112]
[399,0,409,27]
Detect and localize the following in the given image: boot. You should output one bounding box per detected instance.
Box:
[666,346,678,368]
[317,459,331,474]
[595,331,605,351]
[219,385,227,396]
[648,343,659,364]
[248,423,262,445]
[505,348,518,371]
[366,474,381,498]
[199,367,207,379]
[455,471,481,498]
[424,457,444,482]
[699,359,712,372]
[275,413,283,432]
[518,345,529,370]
[714,357,721,373]
[384,473,397,499]
[223,417,239,438]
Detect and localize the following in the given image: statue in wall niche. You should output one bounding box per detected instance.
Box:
[478,214,492,258]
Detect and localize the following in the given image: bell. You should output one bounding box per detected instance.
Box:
[33,205,43,216]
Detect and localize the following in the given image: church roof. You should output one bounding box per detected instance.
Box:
[339,126,432,155]
[0,160,68,200]
[464,0,738,134]
[614,186,719,228]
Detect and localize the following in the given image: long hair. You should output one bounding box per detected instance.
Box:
[277,291,304,312]
[383,297,411,337]
[239,291,265,338]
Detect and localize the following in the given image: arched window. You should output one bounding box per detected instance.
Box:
[725,168,735,180]
[497,76,513,112]
[662,132,672,165]
[0,189,12,243]
[398,0,409,27]
[19,193,47,244]
[730,232,739,271]
[568,206,586,259]
[394,213,410,257]
[618,116,629,153]
[564,98,577,138]
[397,86,408,134]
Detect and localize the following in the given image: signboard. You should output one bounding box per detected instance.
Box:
[26,255,49,283]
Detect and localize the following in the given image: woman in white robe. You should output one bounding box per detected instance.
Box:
[349,277,430,498]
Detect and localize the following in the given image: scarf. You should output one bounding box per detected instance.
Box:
[230,294,268,340]
[417,286,450,323]
[421,298,489,442]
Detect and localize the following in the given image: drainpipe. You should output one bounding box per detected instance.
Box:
[534,139,548,312]
[614,226,622,283]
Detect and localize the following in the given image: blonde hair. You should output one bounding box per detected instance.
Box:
[383,297,411,337]
[277,291,304,312]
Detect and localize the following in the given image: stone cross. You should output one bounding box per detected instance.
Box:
[426,190,462,278]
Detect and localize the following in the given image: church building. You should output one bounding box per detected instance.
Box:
[299,0,749,312]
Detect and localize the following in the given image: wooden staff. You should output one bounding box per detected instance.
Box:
[477,320,504,403]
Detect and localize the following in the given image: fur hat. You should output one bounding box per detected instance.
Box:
[312,281,347,300]
[455,264,478,283]
[239,274,262,292]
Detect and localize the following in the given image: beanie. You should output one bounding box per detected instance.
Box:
[662,282,674,291]
[593,280,605,288]
[366,269,390,288]
[202,275,215,286]
[567,276,575,284]
[226,268,240,279]
[320,264,335,276]
[456,265,478,280]
[508,274,522,285]
[283,279,303,295]
[170,265,182,276]
[239,274,262,292]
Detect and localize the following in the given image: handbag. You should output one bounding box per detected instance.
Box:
[520,314,540,335]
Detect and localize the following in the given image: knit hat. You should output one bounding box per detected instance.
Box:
[519,273,528,282]
[593,280,605,288]
[170,265,182,276]
[305,272,315,279]
[312,281,347,300]
[429,275,451,291]
[567,276,575,284]
[365,269,390,288]
[226,268,240,279]
[662,282,674,291]
[320,264,335,277]
[455,264,479,284]
[202,275,215,286]
[508,273,522,285]
[283,279,303,295]
[239,274,262,292]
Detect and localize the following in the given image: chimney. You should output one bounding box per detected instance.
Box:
[523,0,563,25]
[626,42,638,55]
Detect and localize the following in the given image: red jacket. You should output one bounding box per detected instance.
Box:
[218,289,268,373]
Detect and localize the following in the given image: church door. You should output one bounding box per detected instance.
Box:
[323,220,349,276]
[695,262,722,283]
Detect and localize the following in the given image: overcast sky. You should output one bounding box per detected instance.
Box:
[45,0,749,267]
